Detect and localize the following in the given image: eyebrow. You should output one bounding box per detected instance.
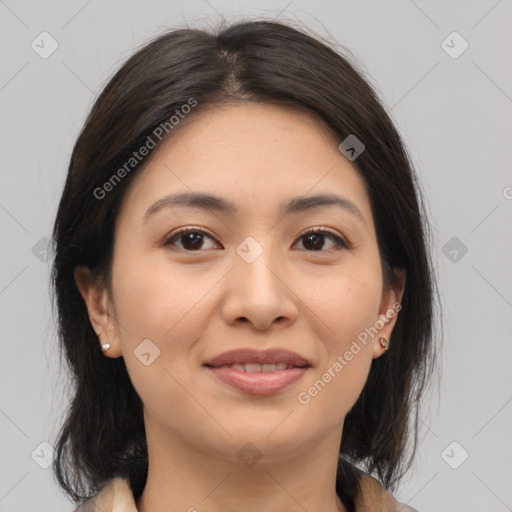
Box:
[143,192,366,224]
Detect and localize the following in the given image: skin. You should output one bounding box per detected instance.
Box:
[75,102,405,512]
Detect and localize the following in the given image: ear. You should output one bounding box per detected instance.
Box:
[372,268,405,359]
[74,265,122,358]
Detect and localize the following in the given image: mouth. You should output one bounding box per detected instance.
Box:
[203,348,311,368]
[203,348,311,395]
[205,362,308,372]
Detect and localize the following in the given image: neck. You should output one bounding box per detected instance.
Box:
[136,418,347,512]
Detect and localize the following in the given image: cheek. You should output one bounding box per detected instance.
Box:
[301,257,382,348]
[294,259,382,415]
[113,249,212,340]
[111,251,220,395]
[110,256,214,417]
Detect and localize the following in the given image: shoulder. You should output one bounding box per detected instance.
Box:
[72,477,137,512]
[354,469,419,512]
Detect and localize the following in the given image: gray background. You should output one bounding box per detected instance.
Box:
[1,1,511,511]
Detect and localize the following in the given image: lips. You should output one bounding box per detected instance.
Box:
[203,349,311,395]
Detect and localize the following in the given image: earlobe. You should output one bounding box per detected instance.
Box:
[74,266,122,358]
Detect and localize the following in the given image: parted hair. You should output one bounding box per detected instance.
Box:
[51,18,439,508]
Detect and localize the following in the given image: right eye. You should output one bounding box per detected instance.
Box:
[163,226,220,251]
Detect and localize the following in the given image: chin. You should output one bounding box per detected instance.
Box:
[209,417,320,453]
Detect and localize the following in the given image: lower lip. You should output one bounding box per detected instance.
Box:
[206,366,309,395]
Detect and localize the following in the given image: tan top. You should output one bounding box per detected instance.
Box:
[73,473,419,512]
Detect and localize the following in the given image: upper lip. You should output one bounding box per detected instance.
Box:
[204,349,311,367]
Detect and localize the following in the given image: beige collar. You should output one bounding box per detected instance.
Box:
[73,473,417,512]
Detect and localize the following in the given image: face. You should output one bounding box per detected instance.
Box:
[76,103,404,464]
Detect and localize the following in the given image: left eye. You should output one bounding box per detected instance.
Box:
[164,227,349,252]
[295,229,349,252]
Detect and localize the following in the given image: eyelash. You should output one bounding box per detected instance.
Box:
[163,226,350,253]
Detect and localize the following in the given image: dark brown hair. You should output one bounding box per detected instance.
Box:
[51,18,439,509]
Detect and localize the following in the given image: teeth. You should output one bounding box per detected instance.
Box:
[229,362,291,372]
[263,363,288,371]
[245,363,262,373]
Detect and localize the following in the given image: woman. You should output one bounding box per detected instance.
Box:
[51,18,438,512]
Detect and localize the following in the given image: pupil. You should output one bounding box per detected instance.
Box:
[305,233,322,251]
[183,233,202,249]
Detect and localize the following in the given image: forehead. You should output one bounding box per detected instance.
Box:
[117,103,373,226]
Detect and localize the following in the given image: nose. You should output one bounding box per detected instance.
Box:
[220,243,298,331]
